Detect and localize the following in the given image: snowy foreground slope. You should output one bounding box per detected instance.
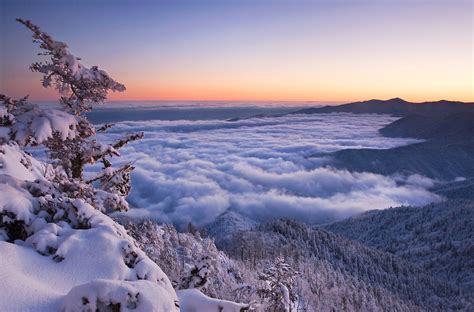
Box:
[0,143,251,311]
[0,143,178,311]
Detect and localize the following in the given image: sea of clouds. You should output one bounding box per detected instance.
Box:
[92,111,441,227]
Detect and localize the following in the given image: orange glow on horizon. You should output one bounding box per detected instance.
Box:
[4,74,473,104]
[2,0,472,105]
[104,82,474,103]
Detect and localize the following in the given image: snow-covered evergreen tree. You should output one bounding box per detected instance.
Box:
[0,19,182,311]
[257,256,299,312]
[1,19,145,212]
[179,255,213,290]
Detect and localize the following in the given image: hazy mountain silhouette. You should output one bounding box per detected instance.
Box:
[292,98,474,117]
[325,112,474,181]
[379,112,474,142]
[285,96,474,183]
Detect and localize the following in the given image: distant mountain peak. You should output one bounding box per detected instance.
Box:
[387,97,407,102]
[365,97,407,104]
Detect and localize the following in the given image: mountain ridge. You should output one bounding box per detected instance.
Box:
[324,111,474,181]
[291,98,474,117]
[379,112,474,142]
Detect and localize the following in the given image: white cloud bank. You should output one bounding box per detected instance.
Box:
[92,112,439,226]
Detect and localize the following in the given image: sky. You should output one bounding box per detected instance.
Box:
[1,0,473,103]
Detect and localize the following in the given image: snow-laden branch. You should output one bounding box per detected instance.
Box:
[0,94,78,146]
[17,19,125,115]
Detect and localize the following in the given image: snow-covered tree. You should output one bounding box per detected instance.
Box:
[1,19,144,212]
[257,256,300,312]
[179,255,213,290]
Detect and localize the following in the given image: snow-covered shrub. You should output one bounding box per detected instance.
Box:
[256,256,299,312]
[178,255,213,290]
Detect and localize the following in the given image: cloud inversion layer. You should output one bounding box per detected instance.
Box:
[95,112,439,226]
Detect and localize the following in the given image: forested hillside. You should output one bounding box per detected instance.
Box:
[325,200,474,293]
[204,216,472,310]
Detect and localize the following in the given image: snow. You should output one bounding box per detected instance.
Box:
[60,54,80,78]
[0,142,48,181]
[0,126,11,142]
[0,178,34,226]
[59,50,124,86]
[12,108,78,146]
[0,168,178,310]
[63,279,177,312]
[0,104,8,118]
[0,242,64,310]
[0,103,13,127]
[0,197,178,310]
[0,242,176,311]
[177,289,252,312]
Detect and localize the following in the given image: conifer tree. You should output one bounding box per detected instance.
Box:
[1,19,143,212]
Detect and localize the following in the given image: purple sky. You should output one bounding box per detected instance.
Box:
[1,0,472,102]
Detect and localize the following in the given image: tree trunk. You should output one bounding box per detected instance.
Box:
[71,155,84,179]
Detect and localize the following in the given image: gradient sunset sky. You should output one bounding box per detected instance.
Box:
[1,0,473,103]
